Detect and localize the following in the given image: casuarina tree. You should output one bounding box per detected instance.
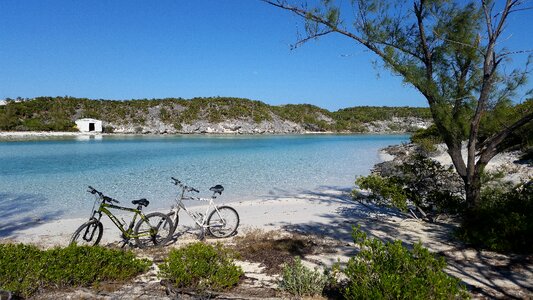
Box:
[263,0,533,212]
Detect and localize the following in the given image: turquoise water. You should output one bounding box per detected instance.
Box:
[0,134,407,222]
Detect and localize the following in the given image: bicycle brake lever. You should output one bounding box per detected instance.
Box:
[87,186,96,194]
[103,196,119,203]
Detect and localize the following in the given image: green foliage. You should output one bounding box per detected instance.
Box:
[479,99,533,151]
[272,103,335,131]
[102,125,114,133]
[355,154,464,216]
[410,125,443,153]
[158,242,243,292]
[0,244,150,298]
[458,182,533,253]
[279,257,328,297]
[354,174,408,211]
[333,106,431,132]
[397,154,464,214]
[344,227,469,299]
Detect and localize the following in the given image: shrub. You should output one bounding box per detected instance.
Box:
[354,174,409,211]
[158,242,243,292]
[279,257,328,297]
[0,244,150,298]
[343,227,469,299]
[102,125,114,133]
[355,154,464,219]
[458,181,533,253]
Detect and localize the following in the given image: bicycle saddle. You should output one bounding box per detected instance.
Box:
[209,185,224,194]
[132,198,149,207]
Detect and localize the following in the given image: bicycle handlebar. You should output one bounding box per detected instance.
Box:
[171,177,199,193]
[87,186,120,203]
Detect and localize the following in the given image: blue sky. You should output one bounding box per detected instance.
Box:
[0,1,531,111]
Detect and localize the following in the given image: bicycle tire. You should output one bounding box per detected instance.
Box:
[134,212,174,248]
[207,206,239,238]
[70,219,103,246]
[167,211,179,236]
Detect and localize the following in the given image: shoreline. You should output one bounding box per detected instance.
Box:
[0,130,412,141]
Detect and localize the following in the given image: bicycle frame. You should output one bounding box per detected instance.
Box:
[91,200,150,239]
[170,182,225,229]
[173,196,219,228]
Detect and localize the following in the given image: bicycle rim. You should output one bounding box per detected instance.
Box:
[134,212,173,248]
[207,206,239,238]
[71,220,103,246]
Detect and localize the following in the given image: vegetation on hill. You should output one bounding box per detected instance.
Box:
[0,96,431,132]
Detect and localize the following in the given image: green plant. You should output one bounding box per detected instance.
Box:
[343,227,469,299]
[102,125,114,133]
[355,154,464,218]
[158,242,243,292]
[354,174,408,211]
[458,181,533,253]
[0,244,150,298]
[279,257,328,297]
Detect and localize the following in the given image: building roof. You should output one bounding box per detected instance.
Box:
[76,118,102,122]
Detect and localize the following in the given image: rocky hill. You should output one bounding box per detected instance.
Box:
[0,97,432,134]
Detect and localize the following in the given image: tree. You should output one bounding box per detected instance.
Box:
[263,0,533,211]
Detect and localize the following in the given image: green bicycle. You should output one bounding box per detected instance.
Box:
[70,186,174,248]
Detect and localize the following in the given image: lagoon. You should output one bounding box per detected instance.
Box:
[0,134,407,222]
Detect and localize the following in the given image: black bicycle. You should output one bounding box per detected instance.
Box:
[70,186,174,248]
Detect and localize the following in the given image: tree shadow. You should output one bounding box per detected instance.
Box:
[0,193,63,239]
[262,185,533,299]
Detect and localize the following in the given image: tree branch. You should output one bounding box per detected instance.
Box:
[291,30,334,49]
[477,110,533,167]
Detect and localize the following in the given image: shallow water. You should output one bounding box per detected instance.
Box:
[0,134,407,223]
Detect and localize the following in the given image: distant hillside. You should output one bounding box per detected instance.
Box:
[0,97,432,134]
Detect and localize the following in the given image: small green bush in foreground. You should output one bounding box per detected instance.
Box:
[458,182,533,253]
[279,256,328,297]
[158,242,243,292]
[0,244,150,298]
[344,227,469,299]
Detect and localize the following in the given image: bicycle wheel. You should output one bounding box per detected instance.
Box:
[207,206,239,238]
[70,219,103,246]
[167,211,179,236]
[134,212,174,248]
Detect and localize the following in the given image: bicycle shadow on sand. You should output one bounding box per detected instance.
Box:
[0,193,63,239]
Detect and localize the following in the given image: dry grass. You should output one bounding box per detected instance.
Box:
[232,229,333,274]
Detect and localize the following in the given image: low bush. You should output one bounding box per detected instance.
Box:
[279,257,328,297]
[355,154,464,219]
[344,227,469,299]
[0,244,150,298]
[458,182,533,253]
[354,174,408,211]
[158,242,243,292]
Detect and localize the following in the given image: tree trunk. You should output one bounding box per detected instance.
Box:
[465,175,482,210]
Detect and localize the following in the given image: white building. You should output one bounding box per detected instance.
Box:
[75,118,103,133]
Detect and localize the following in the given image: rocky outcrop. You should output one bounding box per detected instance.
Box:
[106,116,431,135]
[364,117,430,133]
